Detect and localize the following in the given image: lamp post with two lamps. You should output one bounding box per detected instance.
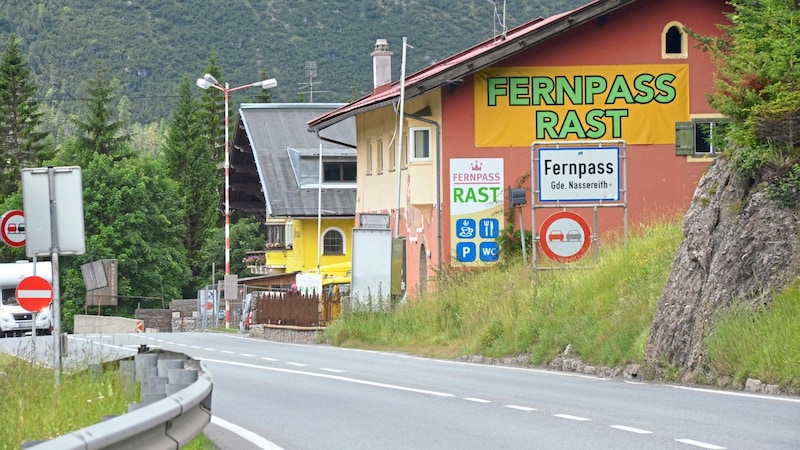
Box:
[196,73,277,327]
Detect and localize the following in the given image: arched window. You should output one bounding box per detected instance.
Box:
[662,22,687,59]
[323,229,345,255]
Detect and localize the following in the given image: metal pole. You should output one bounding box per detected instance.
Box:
[47,167,62,386]
[518,206,527,265]
[224,84,231,277]
[394,37,409,238]
[317,141,323,272]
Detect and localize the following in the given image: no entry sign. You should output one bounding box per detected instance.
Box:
[16,275,54,312]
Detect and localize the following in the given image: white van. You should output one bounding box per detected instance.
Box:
[0,261,54,338]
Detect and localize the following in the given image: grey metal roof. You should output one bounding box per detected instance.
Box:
[232,103,357,220]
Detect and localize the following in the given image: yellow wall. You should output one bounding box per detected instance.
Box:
[290,218,354,272]
[356,92,442,214]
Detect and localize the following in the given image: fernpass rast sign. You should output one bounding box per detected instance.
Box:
[474,64,689,146]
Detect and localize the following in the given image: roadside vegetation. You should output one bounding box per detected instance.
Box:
[326,218,800,390]
[0,353,215,449]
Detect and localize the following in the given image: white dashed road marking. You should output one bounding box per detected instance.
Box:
[675,438,726,449]
[505,405,537,411]
[554,414,591,421]
[610,425,652,434]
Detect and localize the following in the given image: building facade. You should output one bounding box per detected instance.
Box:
[309,0,731,297]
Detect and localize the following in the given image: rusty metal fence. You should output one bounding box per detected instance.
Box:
[196,283,343,329]
[252,290,342,327]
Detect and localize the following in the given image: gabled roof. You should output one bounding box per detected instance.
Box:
[308,0,637,131]
[233,103,357,220]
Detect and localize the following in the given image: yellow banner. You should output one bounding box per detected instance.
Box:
[474,65,689,146]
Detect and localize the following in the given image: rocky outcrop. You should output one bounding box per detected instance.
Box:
[644,157,800,381]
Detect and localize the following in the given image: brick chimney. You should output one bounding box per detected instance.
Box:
[372,39,393,90]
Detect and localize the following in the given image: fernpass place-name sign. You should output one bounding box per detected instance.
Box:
[537,146,620,202]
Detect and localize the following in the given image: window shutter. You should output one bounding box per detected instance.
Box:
[285,222,294,247]
[675,122,694,155]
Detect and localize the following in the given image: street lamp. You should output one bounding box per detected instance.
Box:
[196,73,277,276]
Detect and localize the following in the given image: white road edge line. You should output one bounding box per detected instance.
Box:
[201,358,455,397]
[554,414,591,421]
[211,415,283,450]
[610,425,652,434]
[675,438,726,449]
[669,385,800,403]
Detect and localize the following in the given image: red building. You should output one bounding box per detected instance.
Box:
[309,0,731,299]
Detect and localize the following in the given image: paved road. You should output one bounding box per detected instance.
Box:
[4,332,800,449]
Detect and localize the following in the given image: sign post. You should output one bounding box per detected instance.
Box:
[531,141,627,278]
[22,166,86,386]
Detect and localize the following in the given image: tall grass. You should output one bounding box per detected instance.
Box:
[0,352,215,449]
[327,220,683,367]
[707,282,800,389]
[327,218,800,388]
[0,353,138,448]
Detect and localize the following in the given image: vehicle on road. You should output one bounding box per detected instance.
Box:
[0,261,53,337]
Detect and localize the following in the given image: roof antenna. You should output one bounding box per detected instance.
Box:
[298,61,328,103]
[487,0,507,41]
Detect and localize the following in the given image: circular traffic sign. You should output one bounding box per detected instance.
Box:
[539,211,592,263]
[15,275,53,312]
[1,210,26,247]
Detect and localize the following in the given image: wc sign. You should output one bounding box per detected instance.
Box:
[450,158,504,266]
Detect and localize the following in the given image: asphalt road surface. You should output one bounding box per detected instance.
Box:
[3,332,799,449]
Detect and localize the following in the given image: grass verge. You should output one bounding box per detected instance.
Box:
[0,353,216,449]
[326,218,800,389]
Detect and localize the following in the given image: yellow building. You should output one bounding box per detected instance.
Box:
[231,103,356,279]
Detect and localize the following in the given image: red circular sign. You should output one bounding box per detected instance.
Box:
[539,211,592,263]
[1,210,26,248]
[15,275,53,312]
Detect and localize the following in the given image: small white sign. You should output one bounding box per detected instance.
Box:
[537,147,620,202]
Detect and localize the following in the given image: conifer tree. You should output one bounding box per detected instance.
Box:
[0,34,50,196]
[71,62,132,167]
[163,78,219,295]
[198,50,225,165]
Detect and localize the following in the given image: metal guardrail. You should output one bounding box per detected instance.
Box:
[26,351,213,450]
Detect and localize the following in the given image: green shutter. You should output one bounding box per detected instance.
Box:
[675,121,695,155]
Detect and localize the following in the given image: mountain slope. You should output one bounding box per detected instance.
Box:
[0,0,585,124]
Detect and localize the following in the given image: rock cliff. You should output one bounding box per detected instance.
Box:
[644,157,800,381]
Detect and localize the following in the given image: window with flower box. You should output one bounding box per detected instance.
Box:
[266,222,293,250]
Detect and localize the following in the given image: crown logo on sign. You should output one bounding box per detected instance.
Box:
[471,161,482,171]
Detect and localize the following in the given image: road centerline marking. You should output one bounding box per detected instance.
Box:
[554,414,591,421]
[611,425,652,434]
[675,438,726,449]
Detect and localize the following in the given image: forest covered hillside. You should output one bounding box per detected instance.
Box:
[0,0,585,126]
